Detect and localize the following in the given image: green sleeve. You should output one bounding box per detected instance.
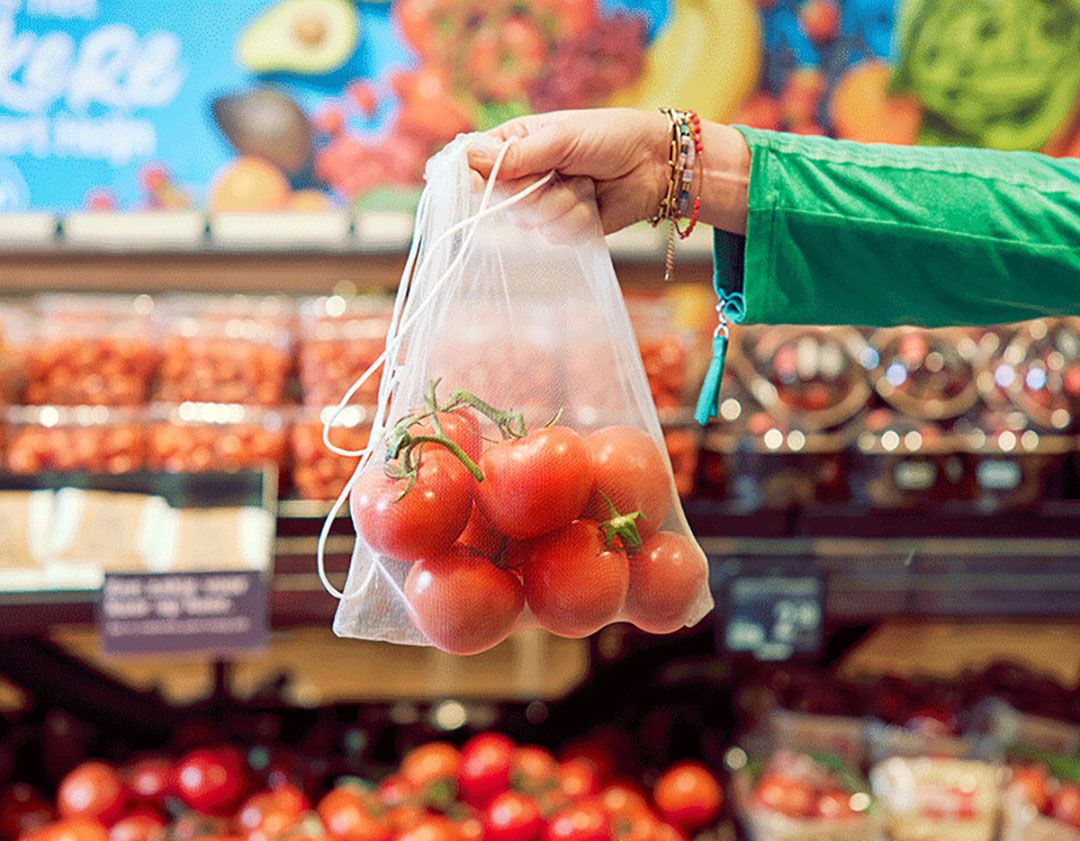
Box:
[714,127,1080,328]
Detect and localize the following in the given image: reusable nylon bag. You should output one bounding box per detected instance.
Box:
[319,134,712,653]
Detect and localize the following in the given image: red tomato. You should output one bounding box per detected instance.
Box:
[515,521,629,638]
[458,734,515,809]
[376,776,414,808]
[752,773,814,818]
[458,504,505,559]
[413,409,483,462]
[401,743,461,789]
[404,546,524,654]
[236,786,307,840]
[29,820,108,841]
[625,532,708,635]
[352,448,475,562]
[1053,784,1080,829]
[125,758,175,805]
[544,802,610,841]
[583,427,670,538]
[57,763,129,825]
[799,0,839,41]
[615,814,660,841]
[477,427,593,540]
[382,805,424,835]
[396,816,461,841]
[176,748,248,816]
[815,790,856,820]
[652,763,722,831]
[483,792,543,841]
[1009,765,1050,812]
[0,784,53,841]
[511,747,558,792]
[317,788,389,841]
[597,785,649,823]
[106,814,164,841]
[456,816,482,841]
[557,761,600,801]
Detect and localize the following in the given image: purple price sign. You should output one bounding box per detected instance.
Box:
[98,571,268,656]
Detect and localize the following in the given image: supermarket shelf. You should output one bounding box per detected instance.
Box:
[3,501,1080,635]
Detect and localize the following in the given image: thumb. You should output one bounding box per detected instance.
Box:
[468,120,569,181]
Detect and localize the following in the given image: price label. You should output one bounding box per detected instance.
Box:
[98,570,268,656]
[724,572,823,661]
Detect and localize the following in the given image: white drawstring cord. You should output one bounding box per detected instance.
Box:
[316,138,555,600]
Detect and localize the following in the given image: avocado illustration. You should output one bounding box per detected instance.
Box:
[237,0,359,76]
[212,87,314,176]
[890,0,1080,151]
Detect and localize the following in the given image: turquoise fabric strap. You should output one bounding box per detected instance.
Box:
[694,290,745,425]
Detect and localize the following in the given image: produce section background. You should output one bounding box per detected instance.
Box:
[1,0,1078,213]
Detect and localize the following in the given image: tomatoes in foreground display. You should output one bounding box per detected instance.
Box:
[347,380,709,653]
[175,748,248,816]
[543,802,610,841]
[482,792,544,841]
[458,734,515,810]
[404,547,524,655]
[652,763,723,832]
[317,787,389,841]
[57,763,128,825]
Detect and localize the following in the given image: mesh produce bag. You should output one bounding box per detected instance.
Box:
[318,134,712,654]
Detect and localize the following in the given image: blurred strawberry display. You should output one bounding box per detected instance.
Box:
[4,407,146,475]
[147,404,285,473]
[297,297,392,409]
[10,735,720,841]
[289,409,371,500]
[24,297,157,407]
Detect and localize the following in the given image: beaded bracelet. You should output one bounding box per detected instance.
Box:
[650,108,703,282]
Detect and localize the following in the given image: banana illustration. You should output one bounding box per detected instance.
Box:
[612,0,762,122]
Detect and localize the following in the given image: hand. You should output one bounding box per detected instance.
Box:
[468,108,751,237]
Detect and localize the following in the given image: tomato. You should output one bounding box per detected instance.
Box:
[615,814,660,841]
[382,805,424,835]
[483,792,543,841]
[1009,765,1050,812]
[413,409,482,462]
[1053,784,1080,829]
[544,802,610,841]
[396,816,461,841]
[557,761,599,801]
[401,743,462,789]
[125,758,175,805]
[29,820,109,841]
[597,785,648,823]
[752,773,814,818]
[512,747,558,793]
[405,546,524,654]
[625,532,708,635]
[317,788,389,841]
[583,427,670,538]
[458,504,505,559]
[376,776,414,808]
[58,763,129,825]
[393,0,444,57]
[652,763,721,831]
[477,427,593,540]
[458,734,515,809]
[106,814,164,841]
[0,784,53,841]
[352,448,475,562]
[815,790,856,820]
[515,521,629,638]
[176,748,248,816]
[456,816,482,841]
[559,743,616,787]
[236,787,307,840]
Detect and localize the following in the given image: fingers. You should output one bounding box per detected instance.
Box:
[491,175,600,246]
[467,114,575,181]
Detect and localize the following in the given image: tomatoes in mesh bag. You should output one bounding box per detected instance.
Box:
[330,135,711,653]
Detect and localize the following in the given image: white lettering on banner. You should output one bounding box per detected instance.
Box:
[53,111,156,165]
[26,0,98,20]
[0,21,187,113]
[0,115,48,155]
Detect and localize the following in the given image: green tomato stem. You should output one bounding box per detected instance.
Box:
[405,434,484,482]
